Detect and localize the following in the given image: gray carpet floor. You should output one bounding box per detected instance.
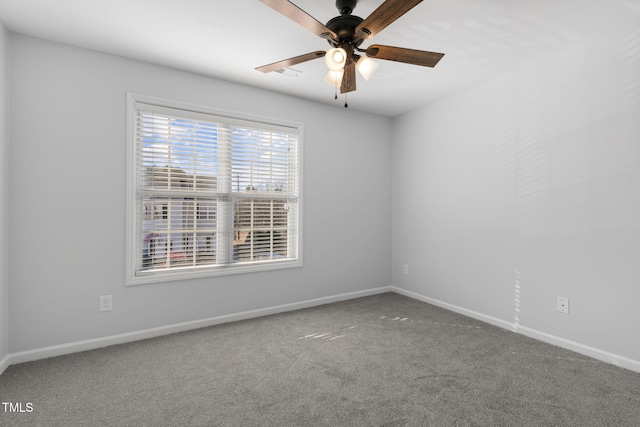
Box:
[1,292,639,426]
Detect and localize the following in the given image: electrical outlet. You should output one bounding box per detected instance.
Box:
[403,264,409,275]
[557,297,569,314]
[100,295,113,312]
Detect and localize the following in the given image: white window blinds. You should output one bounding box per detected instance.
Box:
[127,95,301,284]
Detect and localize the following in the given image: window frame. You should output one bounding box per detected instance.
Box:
[125,93,303,286]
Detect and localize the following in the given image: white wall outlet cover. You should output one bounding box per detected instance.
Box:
[100,295,113,312]
[557,297,569,314]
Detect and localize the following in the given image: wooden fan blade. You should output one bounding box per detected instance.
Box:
[355,0,423,40]
[366,44,444,67]
[260,0,337,41]
[340,61,357,94]
[256,51,325,73]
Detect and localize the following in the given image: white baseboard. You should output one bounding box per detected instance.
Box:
[9,285,637,375]
[0,353,9,376]
[392,286,640,374]
[392,286,514,330]
[7,286,392,367]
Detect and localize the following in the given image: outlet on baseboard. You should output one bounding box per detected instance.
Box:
[403,264,409,275]
[557,297,569,314]
[100,295,113,312]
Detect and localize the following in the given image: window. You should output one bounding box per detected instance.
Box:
[126,94,302,285]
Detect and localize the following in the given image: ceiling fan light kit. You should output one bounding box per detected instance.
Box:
[325,47,347,71]
[256,0,445,106]
[324,69,344,87]
[355,55,379,81]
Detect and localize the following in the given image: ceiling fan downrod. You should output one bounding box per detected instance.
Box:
[336,0,357,15]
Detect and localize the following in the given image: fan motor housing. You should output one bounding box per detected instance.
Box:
[326,14,363,43]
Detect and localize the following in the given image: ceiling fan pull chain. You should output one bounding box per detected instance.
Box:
[344,93,348,108]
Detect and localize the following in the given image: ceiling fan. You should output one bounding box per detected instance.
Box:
[256,0,445,105]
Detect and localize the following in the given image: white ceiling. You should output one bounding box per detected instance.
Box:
[1,0,639,116]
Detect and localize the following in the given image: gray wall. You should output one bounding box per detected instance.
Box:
[6,14,640,372]
[7,34,392,353]
[0,23,8,365]
[392,23,640,365]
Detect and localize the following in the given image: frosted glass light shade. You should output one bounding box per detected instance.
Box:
[324,69,344,87]
[325,48,347,71]
[357,56,379,81]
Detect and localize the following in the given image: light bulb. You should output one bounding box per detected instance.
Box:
[325,48,347,71]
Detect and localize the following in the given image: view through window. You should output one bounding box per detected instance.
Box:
[127,95,301,284]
